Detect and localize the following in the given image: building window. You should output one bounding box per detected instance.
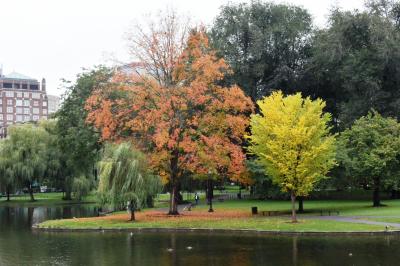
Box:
[23,108,30,115]
[24,115,30,121]
[7,115,13,121]
[24,100,30,107]
[16,115,23,122]
[16,107,23,114]
[32,93,41,99]
[16,92,22,98]
[7,107,13,113]
[0,115,3,121]
[32,108,39,114]
[5,91,14,97]
[3,83,12,89]
[30,84,39,90]
[33,100,39,106]
[23,92,29,98]
[43,101,47,107]
[7,99,13,105]
[42,109,48,115]
[32,115,39,121]
[22,84,28,89]
[16,100,23,106]
[14,83,20,89]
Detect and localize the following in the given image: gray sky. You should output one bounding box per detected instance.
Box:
[0,0,365,96]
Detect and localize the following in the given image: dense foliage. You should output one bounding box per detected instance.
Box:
[98,142,161,220]
[338,111,400,207]
[247,91,336,222]
[55,67,110,199]
[86,29,253,214]
[210,1,313,101]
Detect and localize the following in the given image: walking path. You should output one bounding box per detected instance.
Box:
[305,215,400,229]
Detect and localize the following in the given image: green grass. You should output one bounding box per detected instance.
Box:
[0,192,96,207]
[38,216,383,232]
[199,199,400,217]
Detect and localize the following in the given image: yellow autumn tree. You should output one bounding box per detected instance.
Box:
[247,91,336,222]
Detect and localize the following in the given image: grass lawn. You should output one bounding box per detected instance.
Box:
[201,199,400,217]
[39,215,383,232]
[36,198,400,232]
[0,192,97,207]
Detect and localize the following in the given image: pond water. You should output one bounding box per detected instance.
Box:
[1,205,400,265]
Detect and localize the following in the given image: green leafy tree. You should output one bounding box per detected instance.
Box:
[98,142,162,221]
[338,111,400,207]
[306,0,400,127]
[38,120,62,189]
[56,67,110,199]
[0,140,15,201]
[6,124,49,201]
[210,1,313,101]
[247,91,336,222]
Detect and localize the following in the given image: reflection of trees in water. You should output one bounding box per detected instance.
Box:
[62,206,72,218]
[292,237,298,266]
[27,207,34,226]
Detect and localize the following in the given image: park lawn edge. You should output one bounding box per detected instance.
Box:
[34,215,393,234]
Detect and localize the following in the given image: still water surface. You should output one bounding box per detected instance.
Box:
[1,205,400,265]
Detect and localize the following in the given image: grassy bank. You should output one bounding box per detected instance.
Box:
[36,199,400,232]
[38,215,383,232]
[0,192,96,207]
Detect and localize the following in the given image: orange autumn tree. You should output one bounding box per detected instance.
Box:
[86,28,253,215]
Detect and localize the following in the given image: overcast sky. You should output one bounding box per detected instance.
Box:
[0,0,365,96]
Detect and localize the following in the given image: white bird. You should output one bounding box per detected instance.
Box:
[186,246,193,250]
[349,253,353,257]
[167,248,174,252]
[130,232,134,237]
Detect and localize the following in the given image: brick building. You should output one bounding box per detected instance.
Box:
[0,69,48,137]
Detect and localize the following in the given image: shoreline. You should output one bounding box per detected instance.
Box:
[32,224,400,236]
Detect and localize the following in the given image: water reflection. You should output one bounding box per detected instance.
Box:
[1,205,400,265]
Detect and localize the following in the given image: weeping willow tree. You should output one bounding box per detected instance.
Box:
[98,142,162,221]
[0,140,15,201]
[6,124,49,201]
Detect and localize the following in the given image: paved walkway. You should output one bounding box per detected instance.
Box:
[305,215,400,228]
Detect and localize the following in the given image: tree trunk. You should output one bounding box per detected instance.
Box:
[373,177,381,207]
[169,184,179,215]
[168,149,180,215]
[208,179,214,212]
[146,195,154,208]
[291,192,297,223]
[298,196,304,213]
[63,178,73,200]
[6,186,10,201]
[28,184,35,202]
[64,189,72,200]
[129,200,136,221]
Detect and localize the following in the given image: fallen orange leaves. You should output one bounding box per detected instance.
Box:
[73,209,252,223]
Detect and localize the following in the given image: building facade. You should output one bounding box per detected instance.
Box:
[0,70,48,137]
[47,94,60,114]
